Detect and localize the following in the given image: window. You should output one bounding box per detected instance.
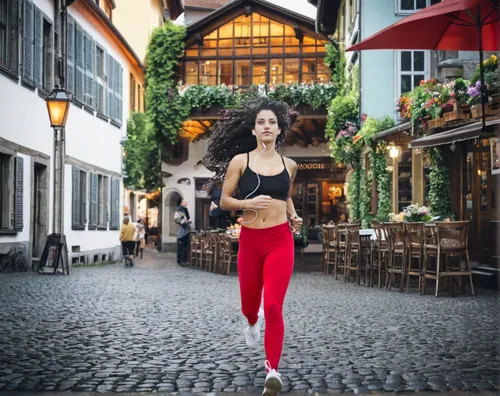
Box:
[67,15,122,123]
[0,153,23,232]
[23,1,53,90]
[0,0,8,68]
[218,60,232,85]
[104,0,112,20]
[0,0,18,75]
[98,175,109,228]
[397,0,440,14]
[72,167,87,229]
[397,50,428,96]
[284,58,299,84]
[181,13,330,86]
[95,45,105,113]
[88,172,109,229]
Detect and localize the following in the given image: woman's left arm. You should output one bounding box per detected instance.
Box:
[285,158,303,231]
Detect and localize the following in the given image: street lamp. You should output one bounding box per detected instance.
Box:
[45,87,71,127]
[40,87,71,274]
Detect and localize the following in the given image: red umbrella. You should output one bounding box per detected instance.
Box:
[347,0,500,128]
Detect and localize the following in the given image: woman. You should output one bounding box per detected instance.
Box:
[203,98,302,396]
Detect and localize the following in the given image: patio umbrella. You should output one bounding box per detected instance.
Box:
[347,0,500,129]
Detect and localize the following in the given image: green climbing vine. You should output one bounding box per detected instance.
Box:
[429,148,453,219]
[372,142,391,221]
[124,112,161,191]
[146,21,187,145]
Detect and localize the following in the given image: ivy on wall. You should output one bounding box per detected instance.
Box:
[372,142,391,221]
[146,21,188,145]
[429,148,453,219]
[124,112,161,191]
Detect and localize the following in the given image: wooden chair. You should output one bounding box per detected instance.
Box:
[404,222,425,293]
[219,234,238,275]
[345,224,363,285]
[201,233,216,272]
[422,221,475,297]
[384,222,407,292]
[322,224,346,277]
[190,232,203,268]
[210,232,222,273]
[371,222,388,288]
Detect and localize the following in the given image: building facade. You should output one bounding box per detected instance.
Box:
[0,0,145,271]
[316,0,500,266]
[161,0,348,250]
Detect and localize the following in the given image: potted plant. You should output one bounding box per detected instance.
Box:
[402,203,432,223]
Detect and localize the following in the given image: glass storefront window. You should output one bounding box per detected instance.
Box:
[200,60,216,85]
[234,15,251,38]
[270,20,284,36]
[218,39,233,56]
[185,61,198,85]
[480,151,488,213]
[186,46,198,57]
[252,60,268,85]
[252,13,269,37]
[270,59,283,85]
[236,60,250,86]
[218,60,233,85]
[285,58,299,84]
[219,22,233,38]
[317,58,330,83]
[398,149,412,212]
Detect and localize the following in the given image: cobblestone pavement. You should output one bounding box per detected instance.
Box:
[0,249,499,394]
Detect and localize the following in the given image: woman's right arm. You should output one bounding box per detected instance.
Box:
[220,154,271,211]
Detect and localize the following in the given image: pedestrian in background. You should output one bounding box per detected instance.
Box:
[135,218,146,259]
[120,216,136,266]
[174,200,192,265]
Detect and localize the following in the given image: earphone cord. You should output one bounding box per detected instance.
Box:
[241,140,270,225]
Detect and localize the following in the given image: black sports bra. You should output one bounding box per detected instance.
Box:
[238,152,290,202]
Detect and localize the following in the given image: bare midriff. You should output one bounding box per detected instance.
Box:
[242,199,288,229]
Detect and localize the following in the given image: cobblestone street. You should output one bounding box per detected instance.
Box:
[0,249,499,394]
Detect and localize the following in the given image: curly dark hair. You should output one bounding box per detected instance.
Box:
[202,97,298,182]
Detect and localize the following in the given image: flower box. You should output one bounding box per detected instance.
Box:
[443,108,471,123]
[428,117,444,130]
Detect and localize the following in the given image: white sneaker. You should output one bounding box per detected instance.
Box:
[263,361,282,396]
[243,308,264,348]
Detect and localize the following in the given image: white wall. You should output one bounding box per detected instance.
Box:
[0,0,139,260]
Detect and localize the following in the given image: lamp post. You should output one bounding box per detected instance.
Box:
[41,87,71,274]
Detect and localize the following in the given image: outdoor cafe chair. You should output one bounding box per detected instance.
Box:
[404,222,425,294]
[422,221,475,297]
[190,232,203,268]
[371,221,388,288]
[322,224,346,279]
[383,222,407,292]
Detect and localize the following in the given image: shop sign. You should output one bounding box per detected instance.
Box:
[297,163,327,170]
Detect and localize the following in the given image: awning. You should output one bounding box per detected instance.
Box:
[373,121,411,140]
[411,119,500,149]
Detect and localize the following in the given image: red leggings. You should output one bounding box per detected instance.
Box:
[237,222,294,370]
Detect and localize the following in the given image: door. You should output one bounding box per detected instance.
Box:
[32,164,48,258]
[464,144,491,261]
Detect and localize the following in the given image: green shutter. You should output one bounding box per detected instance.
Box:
[66,14,75,94]
[23,0,34,84]
[33,6,42,88]
[7,0,19,74]
[14,156,24,231]
[72,167,81,228]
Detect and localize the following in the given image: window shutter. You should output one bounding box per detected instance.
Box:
[66,15,75,95]
[14,157,24,231]
[72,167,81,228]
[89,172,98,228]
[110,178,120,230]
[103,176,109,226]
[33,6,42,88]
[84,33,93,107]
[106,53,114,119]
[7,0,19,74]
[23,0,34,84]
[75,23,84,102]
[113,61,121,123]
